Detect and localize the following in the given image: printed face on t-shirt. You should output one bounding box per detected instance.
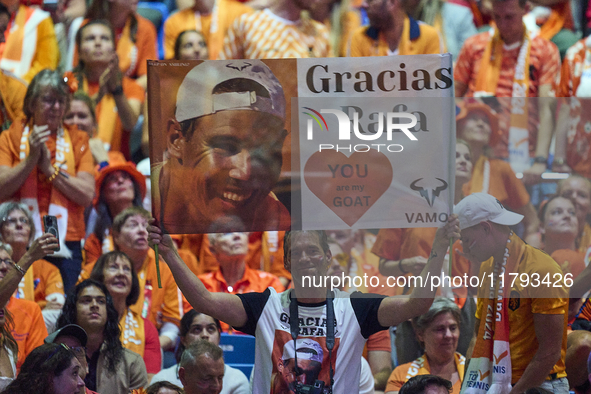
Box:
[278,358,322,392]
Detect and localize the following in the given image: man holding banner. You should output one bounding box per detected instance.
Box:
[152,60,291,234]
[148,220,460,394]
[455,193,568,394]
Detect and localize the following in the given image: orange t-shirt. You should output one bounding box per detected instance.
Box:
[454,32,561,158]
[119,308,162,374]
[83,76,144,155]
[367,329,391,352]
[14,259,64,309]
[557,38,591,177]
[177,232,290,279]
[220,9,331,59]
[0,6,59,83]
[163,0,252,60]
[371,228,436,296]
[0,71,26,126]
[475,243,568,383]
[385,353,465,394]
[7,297,48,371]
[462,158,530,211]
[197,265,285,295]
[551,249,586,280]
[117,15,157,79]
[348,16,442,57]
[372,228,437,262]
[184,265,284,331]
[0,121,94,241]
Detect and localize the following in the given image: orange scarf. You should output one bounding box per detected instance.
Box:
[0,5,48,78]
[82,77,118,151]
[578,223,591,255]
[461,232,525,394]
[538,9,564,40]
[194,0,223,60]
[116,16,138,78]
[468,156,491,195]
[119,308,145,357]
[18,124,76,257]
[14,269,34,301]
[474,26,531,173]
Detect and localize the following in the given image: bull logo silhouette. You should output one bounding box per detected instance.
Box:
[410,178,448,207]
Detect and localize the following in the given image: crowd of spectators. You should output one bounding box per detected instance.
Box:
[0,0,589,393]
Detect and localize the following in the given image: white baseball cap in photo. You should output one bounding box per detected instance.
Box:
[453,192,524,229]
[282,338,324,363]
[175,60,286,123]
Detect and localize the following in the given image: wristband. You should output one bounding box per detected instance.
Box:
[11,261,25,276]
[111,85,124,96]
[398,259,408,274]
[47,165,60,182]
[533,156,547,164]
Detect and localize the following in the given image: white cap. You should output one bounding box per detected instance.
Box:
[282,338,323,363]
[453,193,523,229]
[175,60,286,123]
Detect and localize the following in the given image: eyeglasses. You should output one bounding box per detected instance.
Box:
[1,217,30,227]
[47,342,70,361]
[0,258,14,267]
[40,95,67,107]
[69,345,86,358]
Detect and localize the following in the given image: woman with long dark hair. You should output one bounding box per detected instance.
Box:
[2,342,84,394]
[89,251,161,377]
[57,279,147,394]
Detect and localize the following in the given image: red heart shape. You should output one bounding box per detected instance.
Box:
[304,150,393,226]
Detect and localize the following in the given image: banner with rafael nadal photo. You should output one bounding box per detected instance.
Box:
[146,55,455,234]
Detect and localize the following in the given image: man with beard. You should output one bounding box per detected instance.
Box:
[348,0,442,56]
[152,60,291,234]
